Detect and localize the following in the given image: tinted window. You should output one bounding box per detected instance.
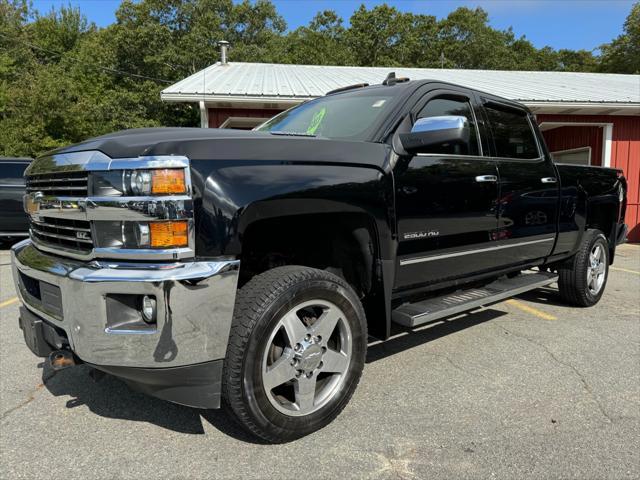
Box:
[0,162,28,185]
[485,105,539,159]
[257,91,395,141]
[415,97,480,156]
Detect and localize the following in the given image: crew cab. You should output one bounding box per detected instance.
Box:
[11,78,627,443]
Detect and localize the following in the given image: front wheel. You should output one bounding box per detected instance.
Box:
[558,229,609,307]
[222,266,367,443]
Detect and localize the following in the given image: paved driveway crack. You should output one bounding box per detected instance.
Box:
[426,352,488,379]
[495,323,614,424]
[1,371,56,422]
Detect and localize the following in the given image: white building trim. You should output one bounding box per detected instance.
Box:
[603,123,613,168]
[199,100,209,129]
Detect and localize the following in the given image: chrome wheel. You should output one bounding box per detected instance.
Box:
[261,299,352,416]
[587,243,606,295]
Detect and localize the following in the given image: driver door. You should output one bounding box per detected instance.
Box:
[393,88,500,291]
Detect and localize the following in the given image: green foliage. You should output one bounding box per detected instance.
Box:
[0,0,636,157]
[599,2,640,73]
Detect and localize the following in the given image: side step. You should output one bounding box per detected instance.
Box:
[392,272,558,328]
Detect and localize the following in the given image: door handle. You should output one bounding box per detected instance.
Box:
[475,175,498,183]
[541,177,557,184]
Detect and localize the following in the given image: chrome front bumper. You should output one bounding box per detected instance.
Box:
[11,239,239,368]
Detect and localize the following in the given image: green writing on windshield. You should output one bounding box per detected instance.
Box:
[306,108,326,135]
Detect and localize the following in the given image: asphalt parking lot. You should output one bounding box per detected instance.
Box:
[1,243,638,480]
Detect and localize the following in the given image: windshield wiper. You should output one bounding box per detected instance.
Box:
[269,131,316,137]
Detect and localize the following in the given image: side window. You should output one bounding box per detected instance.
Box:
[0,163,28,186]
[415,97,479,156]
[484,105,539,159]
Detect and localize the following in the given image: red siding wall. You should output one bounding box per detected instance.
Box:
[208,107,283,128]
[542,125,603,166]
[537,115,640,242]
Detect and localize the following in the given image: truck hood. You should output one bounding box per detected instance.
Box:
[46,127,389,170]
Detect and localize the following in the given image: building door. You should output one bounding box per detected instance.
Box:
[551,147,591,165]
[393,89,500,291]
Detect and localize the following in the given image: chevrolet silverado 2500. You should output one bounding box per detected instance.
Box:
[12,78,628,442]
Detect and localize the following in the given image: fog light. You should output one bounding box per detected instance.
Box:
[141,295,156,323]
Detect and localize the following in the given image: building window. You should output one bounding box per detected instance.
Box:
[219,117,268,130]
[551,146,592,165]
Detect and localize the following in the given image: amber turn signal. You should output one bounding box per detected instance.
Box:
[149,221,189,248]
[151,169,186,194]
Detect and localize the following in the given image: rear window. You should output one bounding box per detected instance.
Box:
[485,105,539,159]
[0,162,28,185]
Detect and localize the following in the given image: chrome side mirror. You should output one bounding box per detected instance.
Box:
[399,115,470,154]
[411,115,467,133]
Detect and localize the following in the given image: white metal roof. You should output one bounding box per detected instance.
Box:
[161,62,640,115]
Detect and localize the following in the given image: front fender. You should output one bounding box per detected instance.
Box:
[189,160,395,261]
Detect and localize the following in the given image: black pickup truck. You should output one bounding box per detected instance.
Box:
[12,78,627,443]
[0,157,31,240]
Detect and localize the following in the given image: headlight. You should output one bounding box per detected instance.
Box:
[91,169,187,196]
[126,169,186,195]
[130,171,152,195]
[94,220,190,249]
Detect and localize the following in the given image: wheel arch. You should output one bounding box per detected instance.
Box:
[237,203,392,339]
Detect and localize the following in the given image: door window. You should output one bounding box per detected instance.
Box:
[0,162,28,185]
[484,105,539,159]
[415,98,480,156]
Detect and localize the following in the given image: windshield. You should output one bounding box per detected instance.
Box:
[256,90,395,141]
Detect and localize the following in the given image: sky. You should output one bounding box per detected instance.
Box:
[30,0,635,52]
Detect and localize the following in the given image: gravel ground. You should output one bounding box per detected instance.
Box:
[1,242,638,479]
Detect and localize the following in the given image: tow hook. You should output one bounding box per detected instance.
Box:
[48,350,77,371]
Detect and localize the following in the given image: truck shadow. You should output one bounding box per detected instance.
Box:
[41,362,208,434]
[39,307,506,442]
[367,308,508,363]
[515,287,568,308]
[39,362,269,443]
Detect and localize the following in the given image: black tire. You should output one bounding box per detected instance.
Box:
[222,266,367,443]
[558,229,609,307]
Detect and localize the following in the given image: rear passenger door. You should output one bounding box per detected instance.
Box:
[479,98,559,265]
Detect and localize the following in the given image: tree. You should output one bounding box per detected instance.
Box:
[278,11,353,65]
[599,2,639,73]
[0,0,633,158]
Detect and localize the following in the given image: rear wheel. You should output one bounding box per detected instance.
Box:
[222,266,367,443]
[558,229,609,307]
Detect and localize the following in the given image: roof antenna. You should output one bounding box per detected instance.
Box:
[382,71,410,86]
[382,72,396,86]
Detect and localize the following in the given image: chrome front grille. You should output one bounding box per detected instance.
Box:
[30,217,93,253]
[26,171,89,196]
[26,171,92,254]
[24,151,195,261]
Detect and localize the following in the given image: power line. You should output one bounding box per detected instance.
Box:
[0,32,174,84]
